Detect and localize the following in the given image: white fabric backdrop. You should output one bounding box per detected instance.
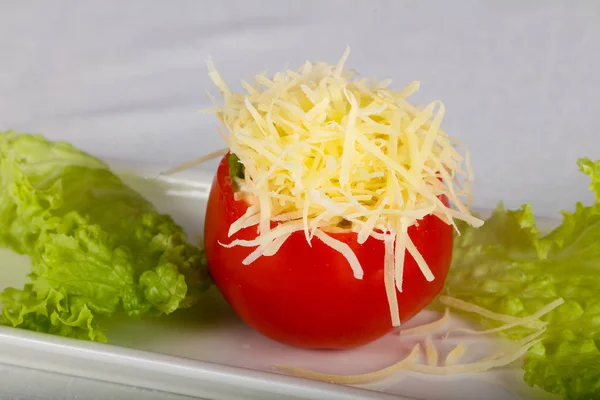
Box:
[2,1,600,216]
[0,1,599,398]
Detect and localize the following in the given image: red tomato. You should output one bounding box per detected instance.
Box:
[204,155,454,350]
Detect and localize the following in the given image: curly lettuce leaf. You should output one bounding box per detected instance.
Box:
[444,158,600,399]
[0,131,211,341]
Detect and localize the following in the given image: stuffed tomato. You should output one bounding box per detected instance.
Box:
[202,49,482,349]
[205,155,455,349]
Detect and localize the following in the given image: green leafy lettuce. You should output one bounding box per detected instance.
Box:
[444,158,600,400]
[0,131,211,342]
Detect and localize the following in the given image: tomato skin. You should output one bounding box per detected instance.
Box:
[204,156,453,350]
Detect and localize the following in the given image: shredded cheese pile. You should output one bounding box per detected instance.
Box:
[275,296,564,384]
[200,47,483,326]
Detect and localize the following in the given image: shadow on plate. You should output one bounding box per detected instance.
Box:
[98,286,241,345]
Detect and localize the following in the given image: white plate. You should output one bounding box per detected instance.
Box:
[0,159,561,400]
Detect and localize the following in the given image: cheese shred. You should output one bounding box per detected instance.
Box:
[398,307,451,336]
[273,344,422,385]
[445,343,467,366]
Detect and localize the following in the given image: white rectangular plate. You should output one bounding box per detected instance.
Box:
[0,159,561,400]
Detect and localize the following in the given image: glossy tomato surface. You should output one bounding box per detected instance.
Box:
[204,155,454,349]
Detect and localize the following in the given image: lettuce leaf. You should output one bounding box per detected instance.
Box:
[444,158,600,399]
[0,131,211,341]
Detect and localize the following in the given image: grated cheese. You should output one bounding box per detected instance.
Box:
[405,338,543,375]
[160,148,229,176]
[424,335,439,366]
[177,47,484,326]
[476,329,546,363]
[273,344,422,385]
[398,308,451,336]
[276,297,562,385]
[439,296,548,330]
[442,298,563,338]
[445,342,467,366]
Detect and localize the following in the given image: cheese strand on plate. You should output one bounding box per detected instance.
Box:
[274,296,563,384]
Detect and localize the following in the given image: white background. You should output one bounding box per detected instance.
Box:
[0,1,598,399]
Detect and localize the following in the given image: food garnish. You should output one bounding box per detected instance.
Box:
[161,49,484,349]
[0,131,211,341]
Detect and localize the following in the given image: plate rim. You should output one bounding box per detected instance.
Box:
[0,325,411,400]
[0,156,563,400]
